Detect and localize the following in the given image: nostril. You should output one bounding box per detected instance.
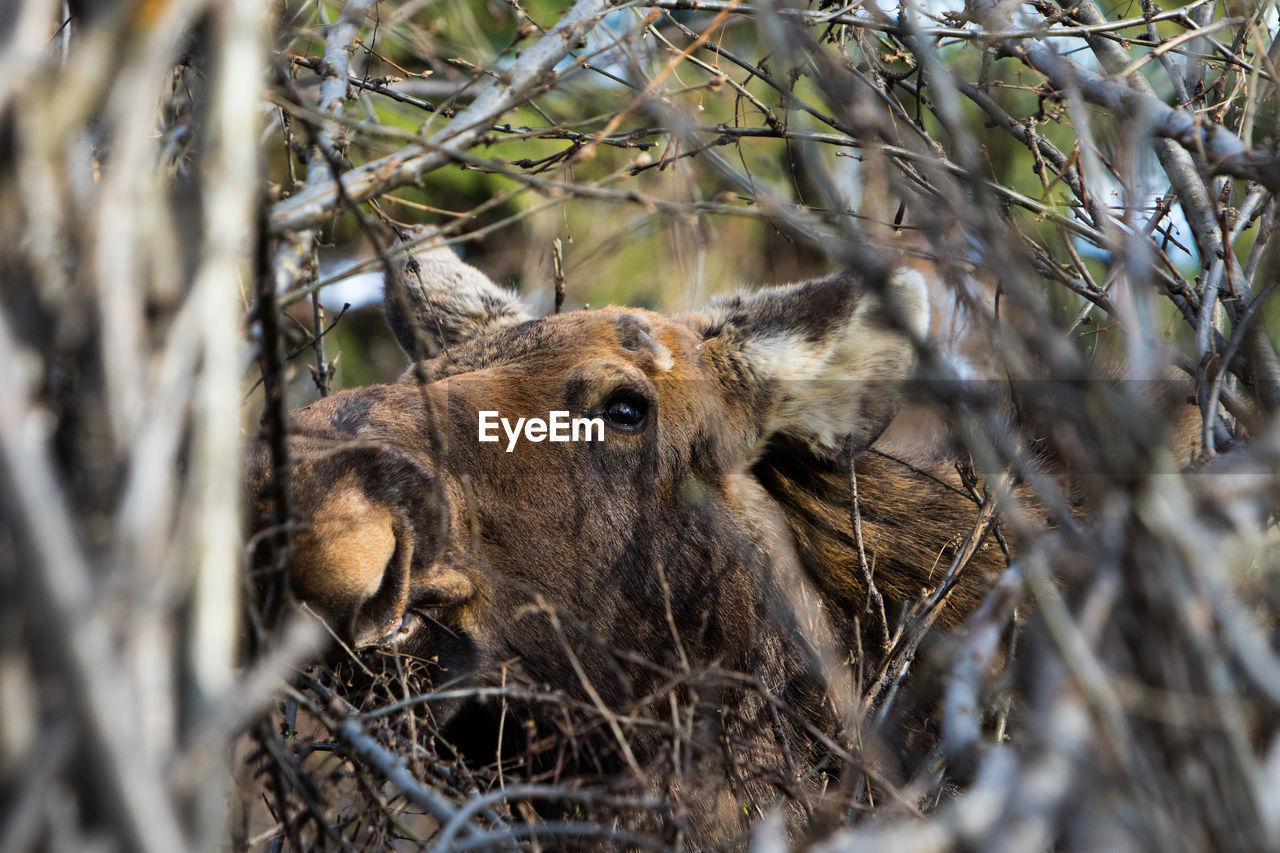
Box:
[286,487,404,645]
[350,526,415,648]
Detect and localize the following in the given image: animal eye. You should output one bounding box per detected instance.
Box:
[602,391,649,431]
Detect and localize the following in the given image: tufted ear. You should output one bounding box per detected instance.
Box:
[384,238,532,360]
[691,268,929,455]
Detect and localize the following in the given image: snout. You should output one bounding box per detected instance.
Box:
[288,495,480,649]
[243,386,481,651]
[289,486,417,646]
[256,463,479,650]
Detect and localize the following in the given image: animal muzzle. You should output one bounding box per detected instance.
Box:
[285,485,413,647]
[245,424,481,652]
[242,444,394,641]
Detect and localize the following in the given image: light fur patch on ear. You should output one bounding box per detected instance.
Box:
[713,267,930,455]
[886,267,930,339]
[385,243,532,360]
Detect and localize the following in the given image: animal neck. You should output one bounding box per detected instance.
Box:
[751,437,1007,634]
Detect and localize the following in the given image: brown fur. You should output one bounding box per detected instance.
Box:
[244,255,1010,844]
[753,438,999,628]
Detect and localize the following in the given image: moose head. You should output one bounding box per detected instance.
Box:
[243,244,1003,839]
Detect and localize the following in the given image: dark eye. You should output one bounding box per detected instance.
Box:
[601,391,649,432]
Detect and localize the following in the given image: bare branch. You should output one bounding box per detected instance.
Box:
[269,0,613,234]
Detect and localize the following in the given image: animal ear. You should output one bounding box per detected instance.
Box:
[384,239,532,360]
[692,268,929,455]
